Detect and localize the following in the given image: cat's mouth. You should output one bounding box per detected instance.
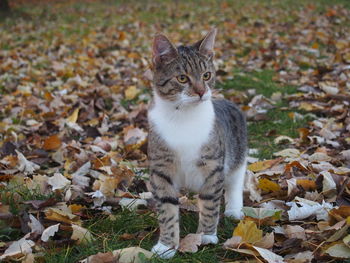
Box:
[175,95,210,110]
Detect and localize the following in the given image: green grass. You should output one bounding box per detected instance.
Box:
[44,209,240,263]
[220,70,312,159]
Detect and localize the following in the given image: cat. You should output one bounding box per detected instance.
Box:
[147,29,247,259]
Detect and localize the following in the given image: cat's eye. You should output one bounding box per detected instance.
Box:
[176,75,189,84]
[203,72,211,81]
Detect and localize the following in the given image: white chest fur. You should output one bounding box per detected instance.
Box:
[149,94,215,191]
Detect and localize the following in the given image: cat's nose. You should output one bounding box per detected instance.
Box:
[195,89,205,98]
[193,84,205,98]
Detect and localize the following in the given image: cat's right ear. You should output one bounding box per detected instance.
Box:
[152,34,178,66]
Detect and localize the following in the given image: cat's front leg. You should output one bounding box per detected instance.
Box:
[197,162,224,245]
[150,169,179,259]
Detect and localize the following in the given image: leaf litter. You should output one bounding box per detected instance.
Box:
[1,0,350,262]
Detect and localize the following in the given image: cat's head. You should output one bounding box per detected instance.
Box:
[150,29,217,107]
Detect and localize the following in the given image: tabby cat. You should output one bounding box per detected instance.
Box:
[148,29,247,258]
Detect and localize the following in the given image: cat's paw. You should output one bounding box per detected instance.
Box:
[201,234,219,245]
[152,242,177,259]
[224,209,244,220]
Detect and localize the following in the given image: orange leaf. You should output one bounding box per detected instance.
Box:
[43,135,62,151]
[296,179,317,191]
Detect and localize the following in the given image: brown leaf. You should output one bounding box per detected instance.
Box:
[179,233,202,253]
[43,134,62,151]
[86,252,117,263]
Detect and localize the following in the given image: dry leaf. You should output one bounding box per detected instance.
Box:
[67,108,80,123]
[41,223,60,242]
[124,86,140,100]
[252,246,285,263]
[248,159,280,172]
[273,148,300,158]
[28,214,44,235]
[296,179,317,191]
[71,224,93,244]
[16,150,40,175]
[258,178,281,192]
[179,233,202,253]
[45,207,82,225]
[0,234,34,260]
[43,134,62,150]
[325,243,350,258]
[285,225,306,240]
[48,173,71,191]
[223,236,242,249]
[233,220,263,244]
[254,232,275,249]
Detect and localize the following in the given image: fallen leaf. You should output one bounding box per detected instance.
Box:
[273,148,300,158]
[253,246,284,263]
[233,220,263,244]
[286,200,333,221]
[43,134,62,150]
[242,207,281,225]
[258,178,281,192]
[41,223,60,242]
[296,179,317,191]
[15,150,40,175]
[67,108,80,123]
[223,236,242,249]
[82,252,117,263]
[113,247,153,263]
[0,234,35,260]
[71,224,93,244]
[284,225,306,240]
[274,136,294,144]
[48,173,71,190]
[248,159,280,172]
[28,214,44,235]
[124,86,140,100]
[325,243,350,258]
[254,232,274,249]
[179,233,202,253]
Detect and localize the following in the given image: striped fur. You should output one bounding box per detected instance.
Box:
[148,30,248,258]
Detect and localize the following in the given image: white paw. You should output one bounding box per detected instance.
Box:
[151,242,177,259]
[224,209,244,219]
[201,234,219,245]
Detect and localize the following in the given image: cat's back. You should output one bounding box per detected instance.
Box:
[212,99,247,167]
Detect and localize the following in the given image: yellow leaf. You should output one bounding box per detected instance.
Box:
[248,159,279,172]
[258,178,281,192]
[233,220,263,244]
[69,204,86,213]
[124,86,140,100]
[67,108,79,123]
[312,42,319,49]
[347,216,350,226]
[43,134,62,151]
[45,208,82,225]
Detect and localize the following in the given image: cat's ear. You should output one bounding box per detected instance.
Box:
[152,34,178,65]
[194,28,217,59]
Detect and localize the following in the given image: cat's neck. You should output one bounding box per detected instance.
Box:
[149,93,215,149]
[151,92,214,121]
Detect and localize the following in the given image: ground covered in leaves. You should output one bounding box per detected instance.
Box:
[1,0,350,262]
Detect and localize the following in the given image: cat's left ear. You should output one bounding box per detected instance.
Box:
[152,34,178,66]
[194,28,217,59]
